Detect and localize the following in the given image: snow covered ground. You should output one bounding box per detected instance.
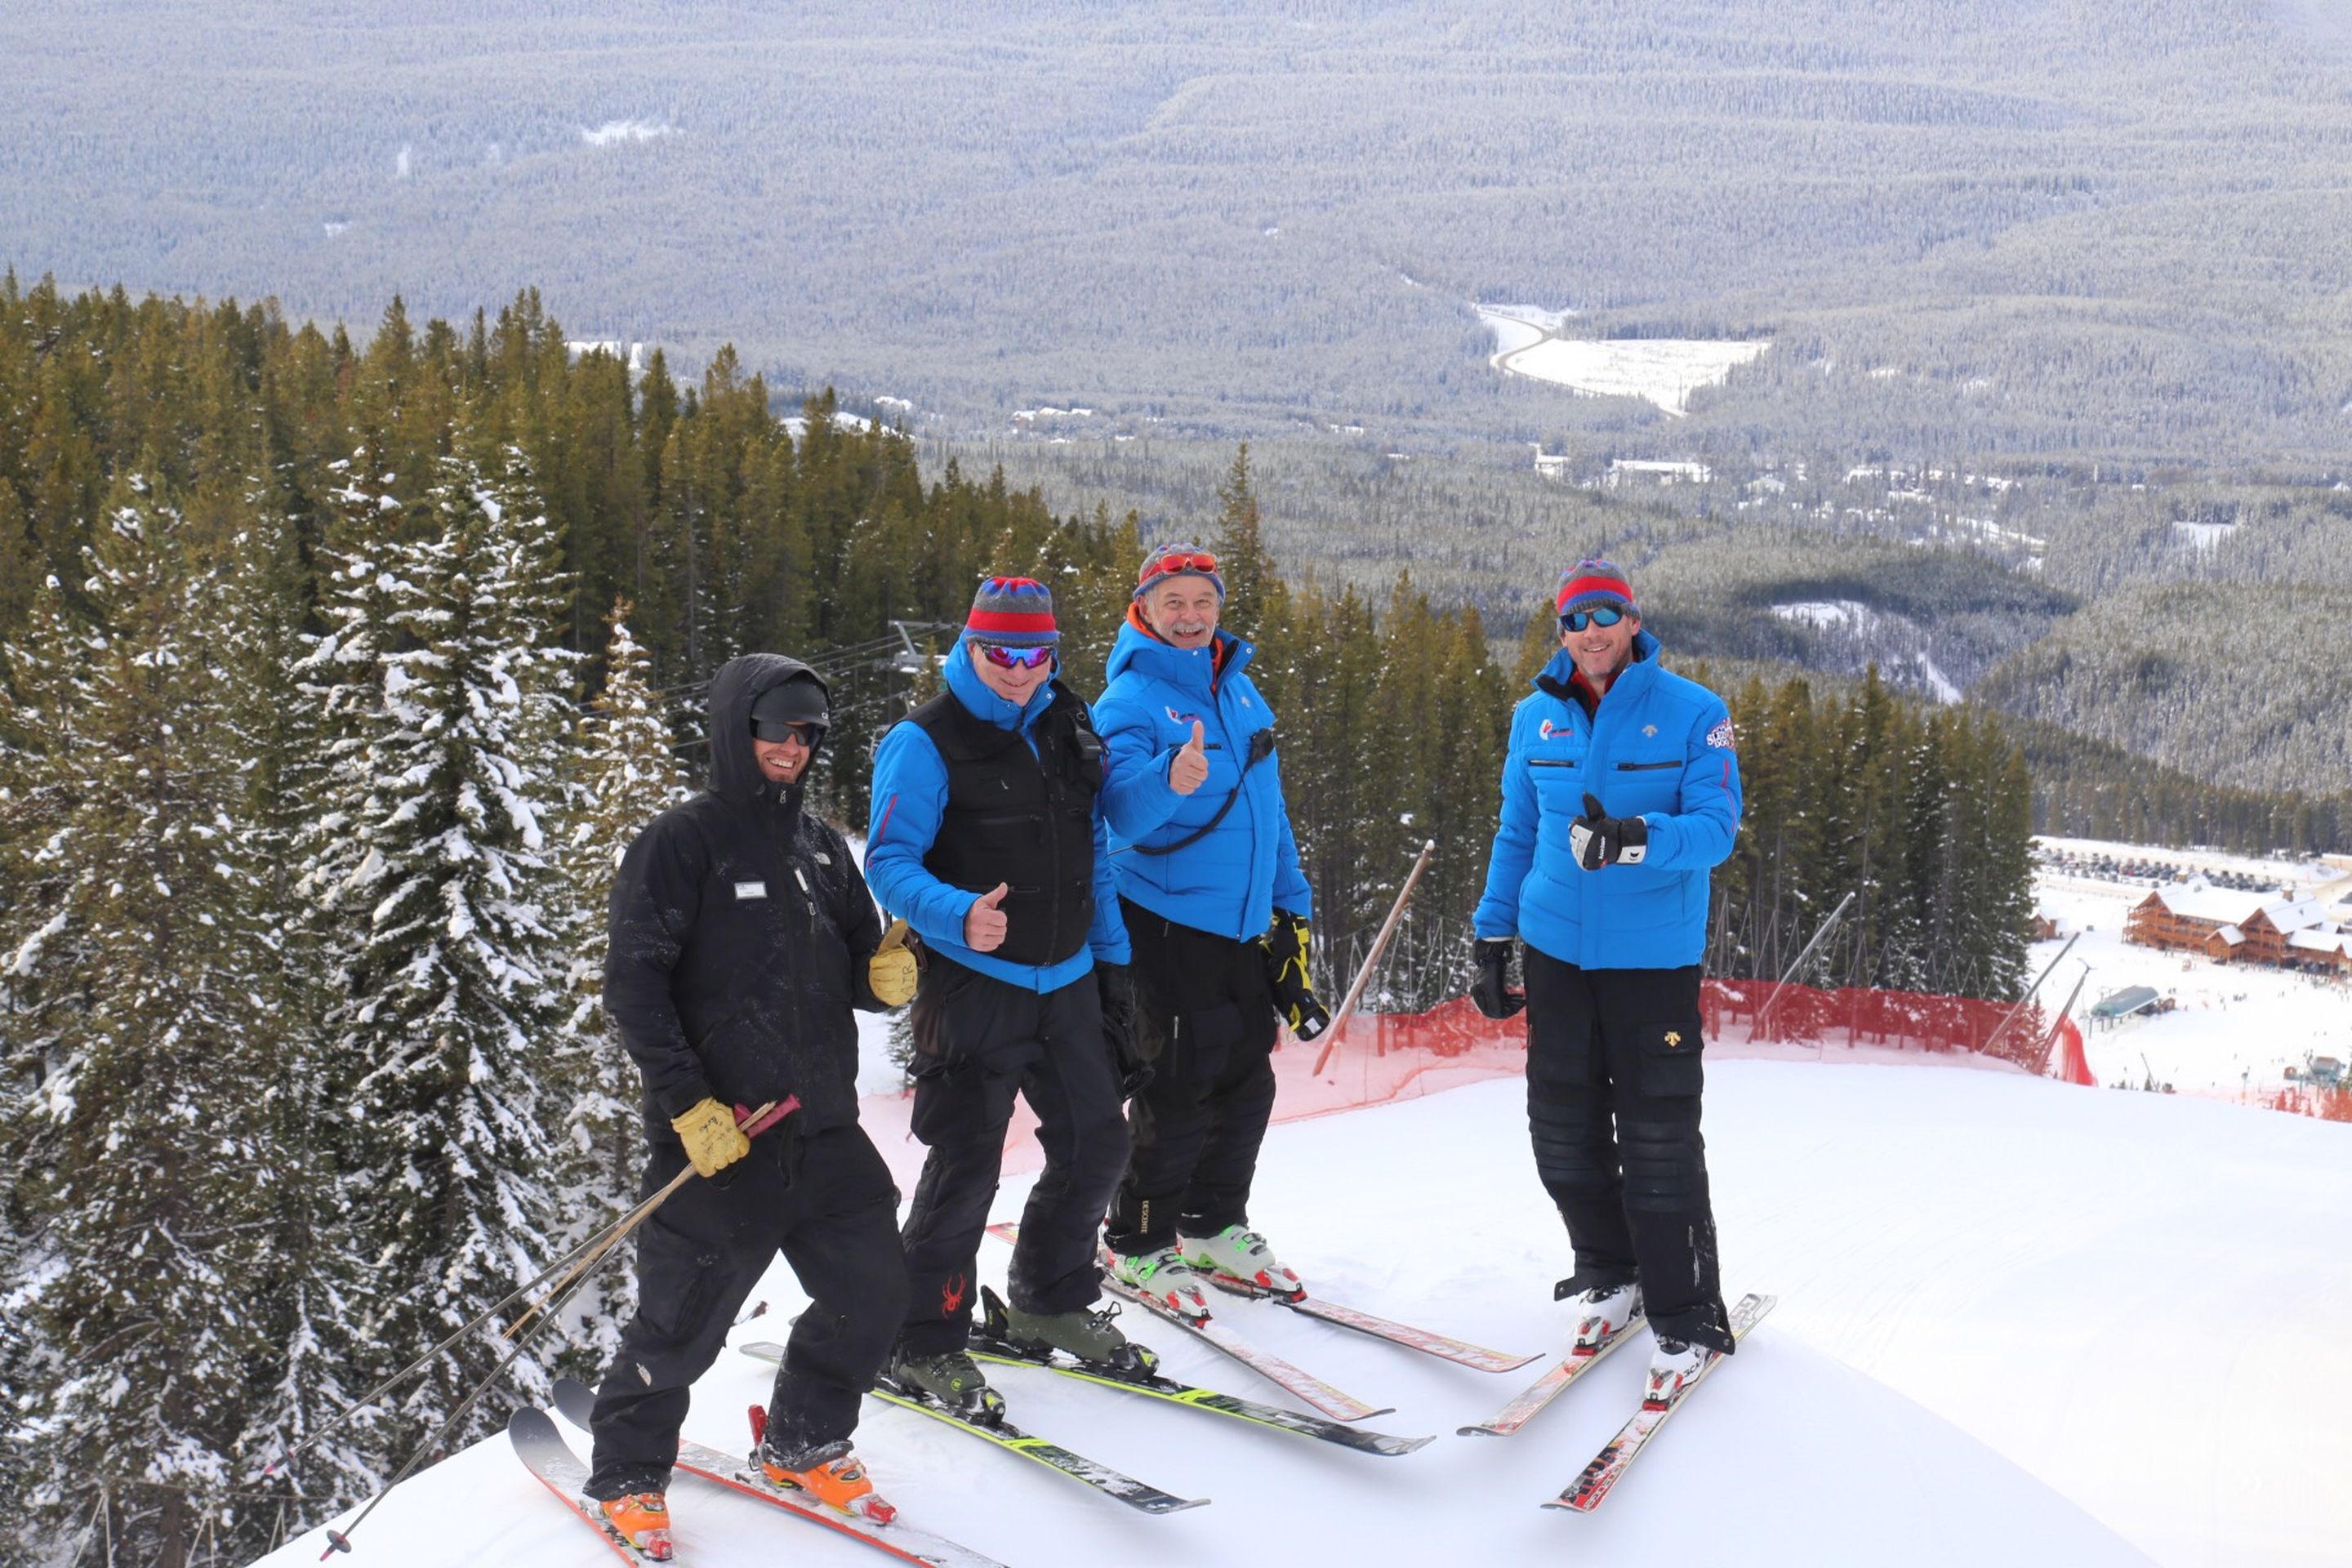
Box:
[2030,838,2352,1098]
[1478,313,1767,416]
[254,1041,2352,1568]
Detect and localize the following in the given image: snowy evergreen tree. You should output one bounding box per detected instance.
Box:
[9,487,279,1568]
[323,448,581,1451]
[555,599,688,1358]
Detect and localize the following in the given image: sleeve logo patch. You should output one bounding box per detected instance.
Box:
[734,880,768,900]
[1707,718,1737,751]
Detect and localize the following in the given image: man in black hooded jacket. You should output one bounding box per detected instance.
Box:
[584,653,913,1547]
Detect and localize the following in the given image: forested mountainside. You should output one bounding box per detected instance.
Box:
[7,1,2352,461]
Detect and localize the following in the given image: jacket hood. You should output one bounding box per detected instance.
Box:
[708,653,829,804]
[1106,617,1254,690]
[947,631,1057,733]
[1536,626,1659,692]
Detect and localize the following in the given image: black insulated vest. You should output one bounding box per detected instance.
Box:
[910,681,1103,968]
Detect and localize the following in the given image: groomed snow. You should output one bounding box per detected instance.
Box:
[251,1045,2352,1568]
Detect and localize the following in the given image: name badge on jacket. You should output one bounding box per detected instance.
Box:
[734,881,768,900]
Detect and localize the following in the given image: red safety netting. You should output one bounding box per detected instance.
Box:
[861,981,2080,1188]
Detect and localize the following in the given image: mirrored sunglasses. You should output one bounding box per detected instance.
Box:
[1560,606,1628,633]
[978,641,1056,670]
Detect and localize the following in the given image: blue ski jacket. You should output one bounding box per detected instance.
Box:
[865,637,1129,992]
[1474,631,1743,969]
[1094,618,1311,942]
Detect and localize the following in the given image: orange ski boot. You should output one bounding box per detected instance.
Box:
[750,1407,897,1524]
[595,1491,675,1561]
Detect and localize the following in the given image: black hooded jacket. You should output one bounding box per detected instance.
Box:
[604,653,886,1140]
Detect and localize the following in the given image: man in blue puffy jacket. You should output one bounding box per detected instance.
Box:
[1472,559,1743,1405]
[1094,543,1330,1319]
[865,578,1149,1418]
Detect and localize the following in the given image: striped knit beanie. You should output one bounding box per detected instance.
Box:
[1554,559,1637,619]
[1134,541,1227,602]
[965,576,1060,647]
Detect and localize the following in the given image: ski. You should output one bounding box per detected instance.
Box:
[549,1379,1009,1567]
[986,1222,1390,1423]
[1202,1274,1539,1374]
[736,1343,1208,1515]
[1458,1310,1647,1437]
[1095,1269,1393,1423]
[508,1407,661,1565]
[969,1287,1430,1457]
[1545,1292,1776,1513]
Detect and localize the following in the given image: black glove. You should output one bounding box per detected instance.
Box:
[1470,938,1526,1020]
[1569,792,1648,871]
[1096,960,1152,1098]
[1260,910,1332,1041]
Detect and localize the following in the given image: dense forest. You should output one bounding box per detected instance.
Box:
[0,283,2047,1565]
[7,1,2352,461]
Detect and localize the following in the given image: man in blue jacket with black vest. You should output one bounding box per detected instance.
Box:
[1472,559,1744,1405]
[1094,543,1330,1321]
[866,577,1148,1419]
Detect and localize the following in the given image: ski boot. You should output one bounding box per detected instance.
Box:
[757,1436,897,1523]
[1178,1224,1303,1298]
[1560,1280,1642,1351]
[1000,1297,1159,1378]
[1105,1242,1214,1321]
[593,1491,674,1561]
[1644,1334,1713,1406]
[888,1345,1007,1423]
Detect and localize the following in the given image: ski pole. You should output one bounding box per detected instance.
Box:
[1313,840,1437,1076]
[320,1097,798,1557]
[278,1098,792,1483]
[504,1096,799,1340]
[265,1162,691,1478]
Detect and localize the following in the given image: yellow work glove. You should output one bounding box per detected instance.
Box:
[669,1097,751,1178]
[869,917,918,1008]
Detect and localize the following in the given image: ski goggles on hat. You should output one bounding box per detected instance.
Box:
[1560,606,1628,633]
[1139,549,1219,583]
[977,641,1056,670]
[751,719,825,746]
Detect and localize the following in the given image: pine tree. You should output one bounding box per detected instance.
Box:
[327,449,579,1452]
[1210,444,1286,648]
[12,486,276,1568]
[556,600,688,1360]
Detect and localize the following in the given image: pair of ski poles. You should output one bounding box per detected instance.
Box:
[270,1096,800,1558]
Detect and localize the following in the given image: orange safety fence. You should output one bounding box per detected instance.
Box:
[860,979,2087,1189]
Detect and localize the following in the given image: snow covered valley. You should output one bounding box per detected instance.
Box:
[257,1049,2351,1568]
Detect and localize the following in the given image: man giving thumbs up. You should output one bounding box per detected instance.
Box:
[863,577,1148,1415]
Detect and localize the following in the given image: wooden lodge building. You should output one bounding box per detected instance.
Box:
[2124,884,2352,974]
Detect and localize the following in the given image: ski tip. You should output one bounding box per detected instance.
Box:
[551,1375,596,1428]
[1455,1424,1505,1438]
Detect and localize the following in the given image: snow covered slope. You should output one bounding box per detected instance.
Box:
[252,1054,2352,1568]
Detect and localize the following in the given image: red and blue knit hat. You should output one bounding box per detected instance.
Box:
[1134,541,1227,602]
[1555,559,1637,619]
[966,576,1060,648]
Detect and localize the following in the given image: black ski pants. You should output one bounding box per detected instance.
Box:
[1523,948,1734,1353]
[897,955,1128,1356]
[1104,899,1280,1255]
[586,1122,906,1497]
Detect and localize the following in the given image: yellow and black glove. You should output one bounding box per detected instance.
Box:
[1261,910,1331,1042]
[669,1097,751,1178]
[868,917,918,1008]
